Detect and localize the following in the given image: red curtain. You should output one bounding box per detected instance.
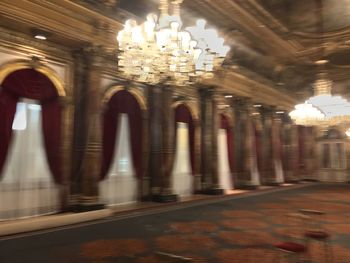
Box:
[0,89,18,177]
[174,104,195,175]
[101,90,143,180]
[42,99,62,184]
[220,114,234,173]
[0,69,62,183]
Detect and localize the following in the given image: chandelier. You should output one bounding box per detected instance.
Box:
[346,128,350,137]
[289,61,350,126]
[116,0,230,86]
[289,102,325,126]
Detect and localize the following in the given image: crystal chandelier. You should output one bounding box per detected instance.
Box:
[116,0,230,86]
[346,128,350,137]
[289,102,325,126]
[289,61,350,126]
[306,70,350,121]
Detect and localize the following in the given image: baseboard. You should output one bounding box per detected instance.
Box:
[152,194,178,203]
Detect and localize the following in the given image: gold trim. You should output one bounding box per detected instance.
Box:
[0,60,66,97]
[102,85,147,110]
[172,101,199,121]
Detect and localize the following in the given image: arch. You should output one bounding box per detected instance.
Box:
[103,85,147,111]
[0,68,63,184]
[0,59,66,97]
[101,89,144,180]
[172,101,199,122]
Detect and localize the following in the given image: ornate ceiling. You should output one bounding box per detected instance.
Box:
[0,0,349,101]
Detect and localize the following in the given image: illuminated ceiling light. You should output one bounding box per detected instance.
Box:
[116,0,230,86]
[34,34,47,40]
[290,62,350,126]
[289,103,325,126]
[276,111,284,114]
[224,95,233,98]
[253,104,262,108]
[346,128,350,137]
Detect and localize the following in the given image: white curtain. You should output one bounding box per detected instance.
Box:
[0,99,60,221]
[172,122,193,197]
[99,113,137,206]
[218,129,233,191]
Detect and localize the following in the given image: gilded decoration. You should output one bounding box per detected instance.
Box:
[172,101,199,122]
[0,59,66,97]
[102,85,147,111]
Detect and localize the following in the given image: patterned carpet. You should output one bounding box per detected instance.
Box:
[1,184,350,263]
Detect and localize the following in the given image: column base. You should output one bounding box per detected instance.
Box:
[285,179,300,184]
[236,183,259,190]
[265,180,281,186]
[70,203,105,212]
[301,178,319,182]
[152,194,178,203]
[200,188,224,195]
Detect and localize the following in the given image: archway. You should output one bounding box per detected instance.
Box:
[0,68,63,220]
[218,114,234,192]
[100,89,143,205]
[172,104,195,197]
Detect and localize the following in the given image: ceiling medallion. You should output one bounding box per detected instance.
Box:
[116,0,230,86]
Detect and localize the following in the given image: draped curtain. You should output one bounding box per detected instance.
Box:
[220,114,234,173]
[0,69,62,183]
[174,104,195,174]
[0,69,62,220]
[0,89,18,176]
[101,90,143,180]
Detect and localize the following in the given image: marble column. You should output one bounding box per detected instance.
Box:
[291,124,300,181]
[231,98,249,188]
[148,85,177,202]
[199,87,223,195]
[259,106,278,185]
[74,48,104,211]
[193,117,202,192]
[281,115,297,183]
[59,96,74,211]
[304,127,317,180]
[70,50,88,204]
[244,102,260,188]
[271,111,285,184]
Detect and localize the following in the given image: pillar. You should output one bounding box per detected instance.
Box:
[199,87,223,195]
[148,85,177,202]
[259,106,278,185]
[231,97,249,188]
[72,48,104,211]
[244,102,260,188]
[281,115,296,183]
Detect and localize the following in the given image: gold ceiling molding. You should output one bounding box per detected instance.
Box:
[206,69,296,110]
[0,0,122,47]
[0,59,66,97]
[192,0,300,61]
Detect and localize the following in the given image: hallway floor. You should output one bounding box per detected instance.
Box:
[1,183,350,262]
